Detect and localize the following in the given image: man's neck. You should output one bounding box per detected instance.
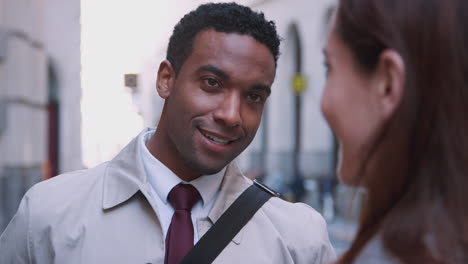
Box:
[146,127,202,182]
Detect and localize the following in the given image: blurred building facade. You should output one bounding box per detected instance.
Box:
[0,0,82,231]
[247,0,337,203]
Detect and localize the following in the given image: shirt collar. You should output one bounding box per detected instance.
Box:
[190,167,225,207]
[140,129,225,207]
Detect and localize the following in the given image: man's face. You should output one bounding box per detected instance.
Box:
[159,29,276,177]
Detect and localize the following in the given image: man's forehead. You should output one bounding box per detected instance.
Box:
[191,29,274,61]
[189,30,272,64]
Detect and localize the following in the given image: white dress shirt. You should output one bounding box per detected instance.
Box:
[139,129,225,243]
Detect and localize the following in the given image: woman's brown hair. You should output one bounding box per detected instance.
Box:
[335,0,468,263]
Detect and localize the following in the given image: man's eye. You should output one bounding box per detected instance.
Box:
[323,61,331,76]
[248,94,263,103]
[204,78,219,87]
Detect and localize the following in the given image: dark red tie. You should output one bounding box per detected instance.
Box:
[164,184,201,264]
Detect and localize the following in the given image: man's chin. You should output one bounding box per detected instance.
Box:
[189,160,229,176]
[198,165,226,176]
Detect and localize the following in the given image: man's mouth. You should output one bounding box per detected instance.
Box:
[199,128,236,146]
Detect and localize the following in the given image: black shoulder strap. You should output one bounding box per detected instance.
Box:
[180,179,279,264]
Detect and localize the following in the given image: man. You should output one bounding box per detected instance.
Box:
[0,3,335,263]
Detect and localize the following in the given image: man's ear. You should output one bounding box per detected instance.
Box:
[374,49,406,120]
[156,60,176,99]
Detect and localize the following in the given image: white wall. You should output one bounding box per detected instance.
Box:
[0,0,48,168]
[45,0,83,172]
[0,0,48,231]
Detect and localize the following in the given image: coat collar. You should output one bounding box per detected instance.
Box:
[102,129,150,210]
[102,128,252,244]
[102,129,252,211]
[208,162,251,223]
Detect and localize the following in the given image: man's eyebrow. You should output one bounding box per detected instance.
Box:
[250,84,271,96]
[196,64,230,80]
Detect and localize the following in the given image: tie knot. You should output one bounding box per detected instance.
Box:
[168,184,201,211]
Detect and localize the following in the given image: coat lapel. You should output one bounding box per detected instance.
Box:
[102,129,150,210]
[207,161,252,245]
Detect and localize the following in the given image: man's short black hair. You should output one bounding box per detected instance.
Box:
[167,2,281,74]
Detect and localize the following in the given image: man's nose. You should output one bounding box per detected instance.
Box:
[213,91,242,127]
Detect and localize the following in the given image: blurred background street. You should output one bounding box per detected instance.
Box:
[0,0,360,254]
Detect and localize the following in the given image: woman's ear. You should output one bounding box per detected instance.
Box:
[374,49,406,120]
[156,60,176,99]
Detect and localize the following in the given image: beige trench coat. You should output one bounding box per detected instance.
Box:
[0,129,335,264]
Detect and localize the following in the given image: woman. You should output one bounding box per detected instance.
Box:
[321,0,468,263]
